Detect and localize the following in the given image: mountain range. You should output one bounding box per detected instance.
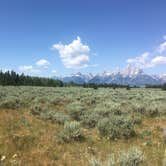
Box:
[53,67,166,86]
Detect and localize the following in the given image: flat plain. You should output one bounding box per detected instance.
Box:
[0,86,166,165]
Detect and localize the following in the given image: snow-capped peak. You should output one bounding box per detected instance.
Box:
[121,66,143,77]
[160,74,166,81]
[102,71,113,76]
[71,72,83,77]
[53,70,166,86]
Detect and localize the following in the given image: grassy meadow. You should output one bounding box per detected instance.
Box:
[0,86,166,165]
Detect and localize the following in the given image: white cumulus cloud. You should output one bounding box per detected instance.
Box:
[18,65,40,74]
[52,36,90,69]
[127,52,152,68]
[127,53,166,69]
[163,35,166,40]
[127,36,166,69]
[158,41,166,53]
[51,70,57,74]
[19,65,33,72]
[151,56,166,65]
[36,59,50,68]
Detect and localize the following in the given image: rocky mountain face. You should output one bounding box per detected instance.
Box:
[53,69,166,86]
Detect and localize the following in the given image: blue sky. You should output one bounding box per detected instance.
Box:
[1,0,166,76]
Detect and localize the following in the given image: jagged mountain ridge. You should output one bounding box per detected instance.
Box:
[53,69,166,86]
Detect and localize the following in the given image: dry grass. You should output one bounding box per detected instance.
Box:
[0,109,165,166]
[0,87,166,165]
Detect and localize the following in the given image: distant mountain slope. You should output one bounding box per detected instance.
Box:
[53,69,166,86]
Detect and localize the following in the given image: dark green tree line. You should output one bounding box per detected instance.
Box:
[0,70,63,87]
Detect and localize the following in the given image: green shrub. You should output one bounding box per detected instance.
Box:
[0,96,21,109]
[133,104,146,114]
[93,103,122,117]
[110,104,122,115]
[89,158,102,166]
[89,147,144,166]
[97,116,135,139]
[118,147,144,166]
[30,104,45,115]
[162,83,166,91]
[41,111,70,124]
[126,86,131,90]
[57,121,83,143]
[106,155,115,166]
[134,103,159,117]
[93,107,111,117]
[146,106,159,117]
[81,112,101,128]
[163,129,166,143]
[67,102,85,120]
[132,115,142,125]
[89,155,115,166]
[139,130,151,139]
[97,118,111,137]
[163,149,166,165]
[93,85,98,90]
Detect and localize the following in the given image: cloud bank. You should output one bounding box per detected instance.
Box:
[127,36,166,69]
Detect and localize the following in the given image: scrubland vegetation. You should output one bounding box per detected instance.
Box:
[0,86,166,165]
